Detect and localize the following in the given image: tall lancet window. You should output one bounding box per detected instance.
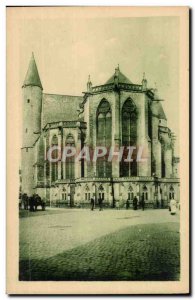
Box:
[51,135,58,182]
[37,136,44,181]
[66,134,75,179]
[96,99,112,178]
[120,99,137,177]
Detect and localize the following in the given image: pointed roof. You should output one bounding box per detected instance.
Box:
[23,53,43,89]
[105,66,133,85]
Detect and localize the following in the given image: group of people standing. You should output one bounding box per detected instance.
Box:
[90,196,103,211]
[126,195,145,210]
[19,193,45,211]
[90,195,145,211]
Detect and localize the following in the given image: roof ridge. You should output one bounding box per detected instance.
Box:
[43,93,83,98]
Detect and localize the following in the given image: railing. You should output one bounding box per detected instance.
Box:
[91,83,143,93]
[44,121,87,130]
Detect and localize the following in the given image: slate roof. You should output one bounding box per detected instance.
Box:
[23,53,43,89]
[42,93,83,127]
[105,68,133,85]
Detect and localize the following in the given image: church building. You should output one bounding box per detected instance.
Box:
[20,53,180,208]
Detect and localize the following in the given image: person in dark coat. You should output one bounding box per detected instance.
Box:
[141,195,145,211]
[133,196,138,210]
[126,199,130,210]
[98,196,103,211]
[22,193,28,210]
[29,195,34,212]
[90,197,95,211]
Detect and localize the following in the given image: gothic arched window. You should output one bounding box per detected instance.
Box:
[98,184,105,200]
[66,134,75,179]
[37,136,44,181]
[161,146,166,178]
[128,185,134,200]
[96,99,112,178]
[85,184,90,201]
[142,185,148,201]
[51,135,58,182]
[120,98,137,177]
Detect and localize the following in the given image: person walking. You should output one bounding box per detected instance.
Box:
[126,199,130,210]
[90,196,95,211]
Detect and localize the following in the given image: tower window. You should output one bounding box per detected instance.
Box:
[25,128,28,133]
[27,99,30,103]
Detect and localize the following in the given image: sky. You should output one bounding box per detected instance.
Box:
[20,15,180,154]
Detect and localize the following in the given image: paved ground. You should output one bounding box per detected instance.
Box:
[19,208,180,281]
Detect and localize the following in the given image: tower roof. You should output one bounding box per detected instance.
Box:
[105,66,133,85]
[23,53,43,89]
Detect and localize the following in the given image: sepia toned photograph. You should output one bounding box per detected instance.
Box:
[6,6,189,294]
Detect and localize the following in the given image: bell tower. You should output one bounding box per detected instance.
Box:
[21,53,43,195]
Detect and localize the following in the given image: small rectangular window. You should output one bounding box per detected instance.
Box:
[85,193,87,201]
[26,148,28,152]
[26,128,28,133]
[27,99,30,103]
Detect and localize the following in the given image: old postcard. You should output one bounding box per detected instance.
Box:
[6,6,189,294]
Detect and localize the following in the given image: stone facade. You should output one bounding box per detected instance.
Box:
[20,54,180,208]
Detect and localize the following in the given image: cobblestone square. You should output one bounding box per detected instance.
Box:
[19,208,180,281]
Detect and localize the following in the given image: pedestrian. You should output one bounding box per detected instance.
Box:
[170,198,177,215]
[115,200,120,210]
[29,195,34,212]
[156,199,159,208]
[126,199,130,210]
[90,196,95,211]
[98,196,103,211]
[133,196,138,210]
[141,194,145,211]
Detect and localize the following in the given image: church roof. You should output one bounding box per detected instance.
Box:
[105,67,133,85]
[42,93,83,127]
[23,53,43,89]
